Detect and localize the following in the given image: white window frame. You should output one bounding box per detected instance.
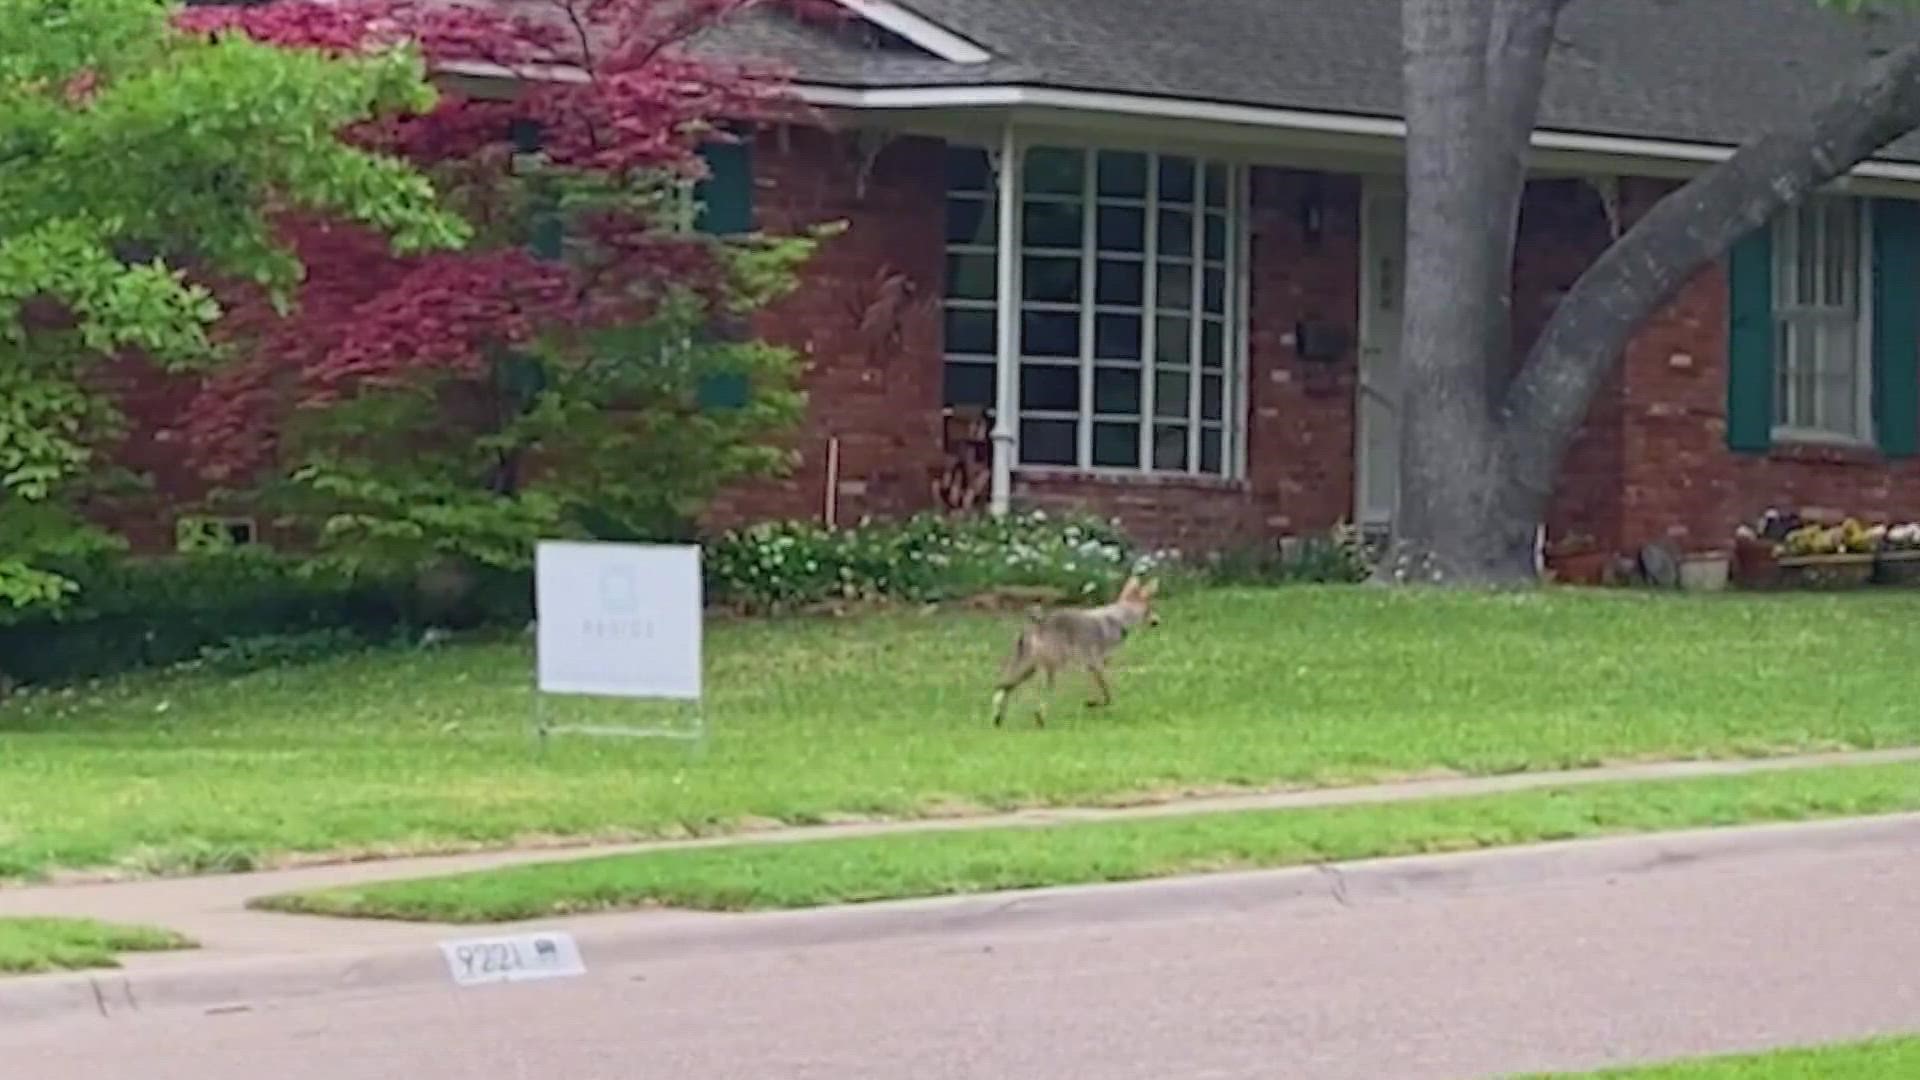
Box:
[940,141,1248,480]
[1771,196,1874,445]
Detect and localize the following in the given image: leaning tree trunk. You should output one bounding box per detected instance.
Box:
[1394,0,1920,586]
[1394,0,1565,585]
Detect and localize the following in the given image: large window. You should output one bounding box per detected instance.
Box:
[1772,196,1872,442]
[941,143,1244,477]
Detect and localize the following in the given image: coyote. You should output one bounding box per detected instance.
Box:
[990,576,1160,727]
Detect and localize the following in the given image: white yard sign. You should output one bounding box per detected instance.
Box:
[535,541,702,701]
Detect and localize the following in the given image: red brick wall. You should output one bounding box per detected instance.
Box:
[1612,179,1920,552]
[703,126,948,530]
[88,357,208,553]
[1516,179,1626,553]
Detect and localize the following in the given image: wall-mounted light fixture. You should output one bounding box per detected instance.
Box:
[1298,174,1326,246]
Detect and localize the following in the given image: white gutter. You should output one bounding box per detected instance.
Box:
[795,83,1920,185]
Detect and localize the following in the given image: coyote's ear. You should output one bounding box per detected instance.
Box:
[1141,579,1159,598]
[1119,575,1142,599]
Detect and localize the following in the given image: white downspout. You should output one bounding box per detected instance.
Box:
[988,120,1019,517]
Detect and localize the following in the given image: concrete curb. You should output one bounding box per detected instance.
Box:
[7,811,1918,1029]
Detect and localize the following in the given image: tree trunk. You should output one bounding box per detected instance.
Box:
[1394,0,1920,587]
[1393,0,1563,585]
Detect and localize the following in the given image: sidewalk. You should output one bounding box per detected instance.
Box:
[3,744,1918,957]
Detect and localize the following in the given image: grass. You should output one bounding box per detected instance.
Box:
[0,917,193,976]
[256,758,1920,921]
[1523,1035,1920,1077]
[7,586,1920,881]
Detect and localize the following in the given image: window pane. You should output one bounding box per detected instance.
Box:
[946,254,995,301]
[1773,321,1794,427]
[1205,214,1228,261]
[1098,205,1146,252]
[1023,256,1082,303]
[945,308,995,355]
[1020,418,1077,465]
[946,198,995,246]
[1023,200,1084,248]
[1157,263,1193,311]
[1204,164,1228,209]
[944,361,994,408]
[1096,260,1144,306]
[1153,423,1189,470]
[1202,320,1225,369]
[1795,205,1818,304]
[1093,421,1141,467]
[1203,267,1227,314]
[1158,209,1194,257]
[1823,201,1856,308]
[1024,147,1085,196]
[1020,364,1080,411]
[1094,366,1142,414]
[1158,156,1196,204]
[1201,374,1224,420]
[1021,311,1080,357]
[1818,320,1860,434]
[1156,316,1192,366]
[1095,313,1142,360]
[946,147,991,193]
[1154,368,1191,418]
[1098,151,1149,198]
[1200,427,1224,473]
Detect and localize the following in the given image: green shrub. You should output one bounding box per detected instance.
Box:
[1196,524,1376,586]
[0,550,413,686]
[193,628,378,677]
[705,510,1166,612]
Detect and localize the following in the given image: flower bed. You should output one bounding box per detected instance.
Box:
[1733,511,1920,590]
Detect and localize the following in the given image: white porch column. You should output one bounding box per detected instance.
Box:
[988,120,1019,517]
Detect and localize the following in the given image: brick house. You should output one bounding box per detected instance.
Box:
[137,0,1920,561]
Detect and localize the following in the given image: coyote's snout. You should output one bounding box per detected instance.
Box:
[990,575,1159,727]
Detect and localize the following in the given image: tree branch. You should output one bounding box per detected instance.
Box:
[1502,36,1920,499]
[1478,0,1566,400]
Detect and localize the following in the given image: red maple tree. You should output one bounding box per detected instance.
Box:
[177,0,828,487]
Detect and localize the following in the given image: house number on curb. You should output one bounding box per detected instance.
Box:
[438,932,587,987]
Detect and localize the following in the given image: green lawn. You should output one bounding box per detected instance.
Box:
[5,587,1920,881]
[1524,1035,1920,1077]
[257,759,1920,920]
[0,917,192,975]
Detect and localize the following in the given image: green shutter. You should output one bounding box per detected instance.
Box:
[1726,225,1775,454]
[695,140,754,236]
[529,210,563,261]
[695,372,750,411]
[1872,198,1920,458]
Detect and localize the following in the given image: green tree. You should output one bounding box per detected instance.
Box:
[0,0,464,608]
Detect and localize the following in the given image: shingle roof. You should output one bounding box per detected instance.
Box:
[700,0,1920,166]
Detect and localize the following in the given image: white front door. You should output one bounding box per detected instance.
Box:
[1356,178,1406,531]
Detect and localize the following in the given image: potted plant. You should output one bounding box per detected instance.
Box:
[1775,519,1877,589]
[1546,533,1609,586]
[1679,549,1731,591]
[1876,522,1920,585]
